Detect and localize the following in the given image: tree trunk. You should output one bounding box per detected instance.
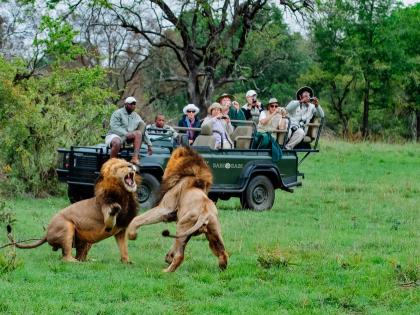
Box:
[362,79,370,138]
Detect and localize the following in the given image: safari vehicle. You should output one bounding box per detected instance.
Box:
[56,118,324,211]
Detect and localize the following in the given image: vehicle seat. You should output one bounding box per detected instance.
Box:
[192,124,217,149]
[275,117,288,146]
[303,117,321,143]
[231,126,254,149]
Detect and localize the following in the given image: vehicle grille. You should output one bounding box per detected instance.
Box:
[73,155,97,169]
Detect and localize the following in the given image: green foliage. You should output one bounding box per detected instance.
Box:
[0,199,20,275]
[34,16,85,62]
[302,0,419,139]
[0,57,115,196]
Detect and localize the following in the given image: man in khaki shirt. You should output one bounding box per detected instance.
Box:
[105,96,152,164]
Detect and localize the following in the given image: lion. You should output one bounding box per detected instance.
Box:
[127,146,228,272]
[7,158,139,263]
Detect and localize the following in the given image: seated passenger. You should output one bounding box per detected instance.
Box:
[242,90,263,124]
[285,86,324,150]
[257,98,287,136]
[217,93,246,124]
[105,96,152,165]
[146,114,178,141]
[178,104,201,145]
[202,102,234,149]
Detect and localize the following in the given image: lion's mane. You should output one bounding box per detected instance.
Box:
[95,162,140,227]
[160,146,213,196]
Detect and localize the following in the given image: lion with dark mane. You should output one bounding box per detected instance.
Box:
[7,158,139,263]
[127,146,228,272]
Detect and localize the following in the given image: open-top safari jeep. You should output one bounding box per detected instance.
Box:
[56,117,324,211]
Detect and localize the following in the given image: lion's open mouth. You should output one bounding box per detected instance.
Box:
[124,172,135,188]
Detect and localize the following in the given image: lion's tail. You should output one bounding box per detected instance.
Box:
[7,225,47,249]
[162,211,211,239]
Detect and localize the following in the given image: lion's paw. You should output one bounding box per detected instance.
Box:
[127,231,137,240]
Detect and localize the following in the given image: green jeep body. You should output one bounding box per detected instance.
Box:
[56,119,323,211]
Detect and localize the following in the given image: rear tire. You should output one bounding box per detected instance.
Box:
[138,173,161,210]
[243,175,274,211]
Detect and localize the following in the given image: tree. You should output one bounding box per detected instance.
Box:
[304,0,402,138]
[98,0,314,112]
[386,4,420,141]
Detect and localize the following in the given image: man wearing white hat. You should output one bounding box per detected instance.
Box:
[178,103,201,145]
[242,90,263,123]
[105,96,152,164]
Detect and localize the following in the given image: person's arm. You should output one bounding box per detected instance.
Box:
[225,121,234,135]
[109,110,128,137]
[168,126,178,138]
[259,111,279,125]
[285,100,300,113]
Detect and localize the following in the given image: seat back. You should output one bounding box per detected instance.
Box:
[303,117,321,143]
[192,124,217,149]
[231,125,253,149]
[276,117,289,146]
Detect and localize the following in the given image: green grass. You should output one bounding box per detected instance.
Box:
[0,140,419,314]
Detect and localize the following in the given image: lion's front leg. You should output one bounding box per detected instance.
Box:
[102,203,122,232]
[127,205,176,240]
[115,230,130,263]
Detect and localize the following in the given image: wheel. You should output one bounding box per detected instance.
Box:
[137,173,161,210]
[243,175,275,211]
[67,184,93,203]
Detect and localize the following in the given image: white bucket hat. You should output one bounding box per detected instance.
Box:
[124,96,137,104]
[246,90,257,97]
[183,104,200,115]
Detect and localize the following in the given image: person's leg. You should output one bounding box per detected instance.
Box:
[285,128,305,150]
[131,131,142,164]
[110,137,122,158]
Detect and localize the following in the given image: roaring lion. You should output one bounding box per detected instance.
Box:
[127,146,228,272]
[7,158,139,263]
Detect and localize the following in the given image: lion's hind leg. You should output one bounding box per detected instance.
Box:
[205,215,228,270]
[47,217,78,262]
[163,236,191,272]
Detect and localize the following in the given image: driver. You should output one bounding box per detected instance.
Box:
[105,96,152,165]
[145,114,178,141]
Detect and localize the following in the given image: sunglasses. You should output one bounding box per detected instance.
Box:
[127,102,136,105]
[186,110,196,113]
[270,104,278,108]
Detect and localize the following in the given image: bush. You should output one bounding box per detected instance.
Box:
[0,57,116,196]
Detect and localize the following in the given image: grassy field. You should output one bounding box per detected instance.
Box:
[0,140,419,314]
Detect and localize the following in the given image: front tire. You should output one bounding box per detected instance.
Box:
[138,173,161,210]
[242,175,275,211]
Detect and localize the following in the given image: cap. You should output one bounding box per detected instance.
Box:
[124,96,137,104]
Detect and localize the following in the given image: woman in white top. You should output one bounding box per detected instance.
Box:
[202,102,234,149]
[257,98,287,135]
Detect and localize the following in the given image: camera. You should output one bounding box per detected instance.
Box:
[221,116,228,120]
[309,97,315,101]
[252,95,257,104]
